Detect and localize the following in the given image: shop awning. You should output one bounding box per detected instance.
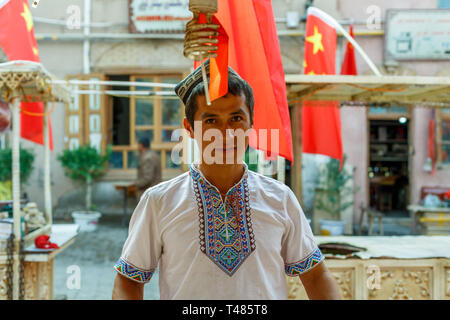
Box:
[0,61,71,103]
[285,74,450,108]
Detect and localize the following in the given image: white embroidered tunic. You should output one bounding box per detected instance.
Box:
[114,163,324,299]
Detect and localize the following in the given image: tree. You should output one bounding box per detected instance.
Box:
[58,145,111,211]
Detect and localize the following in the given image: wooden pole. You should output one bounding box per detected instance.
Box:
[277,156,285,184]
[44,102,52,225]
[290,102,303,205]
[10,93,21,300]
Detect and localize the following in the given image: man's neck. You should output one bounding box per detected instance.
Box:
[198,162,245,195]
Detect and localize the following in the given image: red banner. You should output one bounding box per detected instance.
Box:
[204,0,293,161]
[0,0,53,150]
[302,9,343,167]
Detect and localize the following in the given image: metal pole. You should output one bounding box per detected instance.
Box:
[44,102,52,225]
[10,93,21,300]
[83,0,91,74]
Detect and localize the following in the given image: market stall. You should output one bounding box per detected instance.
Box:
[285,74,450,300]
[0,60,75,300]
[287,235,450,300]
[287,74,450,206]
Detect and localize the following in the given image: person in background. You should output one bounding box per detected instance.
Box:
[134,137,161,200]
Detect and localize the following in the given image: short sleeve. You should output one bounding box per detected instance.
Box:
[113,190,162,283]
[281,188,324,277]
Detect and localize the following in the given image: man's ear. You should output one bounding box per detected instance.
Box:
[183,118,195,139]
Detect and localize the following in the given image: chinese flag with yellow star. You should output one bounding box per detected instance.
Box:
[0,0,53,150]
[302,7,342,166]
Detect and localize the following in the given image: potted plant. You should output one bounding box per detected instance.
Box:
[314,155,355,236]
[58,145,111,232]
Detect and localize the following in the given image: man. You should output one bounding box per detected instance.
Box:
[112,61,341,300]
[134,137,161,200]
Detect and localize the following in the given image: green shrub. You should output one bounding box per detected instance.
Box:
[0,148,35,184]
[58,145,111,210]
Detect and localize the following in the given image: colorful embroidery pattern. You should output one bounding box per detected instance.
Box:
[284,248,324,276]
[191,164,255,276]
[114,257,153,283]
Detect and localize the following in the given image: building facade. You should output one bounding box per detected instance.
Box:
[2,0,449,227]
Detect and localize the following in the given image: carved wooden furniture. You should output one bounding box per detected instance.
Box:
[0,224,77,300]
[287,236,450,300]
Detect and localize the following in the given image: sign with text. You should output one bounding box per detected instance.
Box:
[129,0,192,33]
[385,9,450,61]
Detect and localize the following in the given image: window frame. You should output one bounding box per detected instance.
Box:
[436,109,450,169]
[106,73,187,179]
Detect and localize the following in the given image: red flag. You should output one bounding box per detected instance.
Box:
[202,0,293,161]
[302,8,343,166]
[0,0,53,150]
[340,25,358,75]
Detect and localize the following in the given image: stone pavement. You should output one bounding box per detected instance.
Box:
[53,216,160,300]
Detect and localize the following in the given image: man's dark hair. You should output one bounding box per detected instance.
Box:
[184,75,254,128]
[138,137,150,148]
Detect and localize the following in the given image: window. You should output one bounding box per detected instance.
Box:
[438,0,450,9]
[65,73,188,179]
[109,74,185,174]
[64,74,108,153]
[437,109,450,167]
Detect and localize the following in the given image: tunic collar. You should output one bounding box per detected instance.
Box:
[189,161,255,276]
[189,162,249,197]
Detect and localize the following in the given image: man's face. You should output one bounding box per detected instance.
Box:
[184,93,252,166]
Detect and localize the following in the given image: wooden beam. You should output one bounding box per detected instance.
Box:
[403,85,450,102]
[290,102,303,205]
[287,84,330,101]
[285,74,450,86]
[350,84,406,101]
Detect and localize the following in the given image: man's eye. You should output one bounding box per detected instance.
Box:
[205,118,216,124]
[232,116,243,122]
